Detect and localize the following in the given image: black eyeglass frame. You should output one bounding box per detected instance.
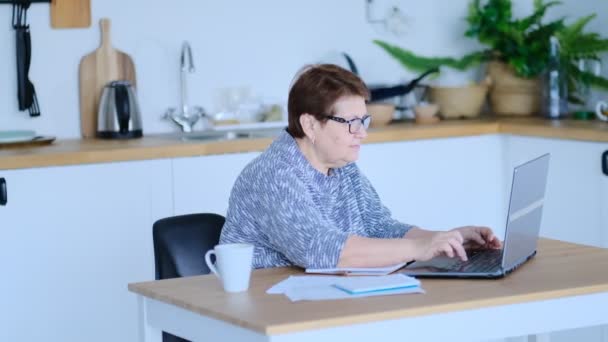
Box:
[323,114,372,134]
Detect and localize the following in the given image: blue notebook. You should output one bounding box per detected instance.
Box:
[332,274,421,294]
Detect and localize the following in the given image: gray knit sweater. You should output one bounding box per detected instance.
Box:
[219,130,413,269]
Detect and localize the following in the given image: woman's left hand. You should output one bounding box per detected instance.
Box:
[450,226,502,250]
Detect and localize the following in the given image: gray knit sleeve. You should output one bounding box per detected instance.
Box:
[254,167,350,269]
[358,170,414,239]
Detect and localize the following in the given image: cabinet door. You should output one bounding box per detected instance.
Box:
[357,135,506,235]
[0,160,173,342]
[172,152,260,216]
[504,136,608,247]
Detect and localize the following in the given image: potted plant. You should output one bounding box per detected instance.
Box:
[465,0,563,115]
[374,0,608,116]
[371,41,491,119]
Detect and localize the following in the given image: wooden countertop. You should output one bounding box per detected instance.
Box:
[2,118,608,170]
[128,239,608,335]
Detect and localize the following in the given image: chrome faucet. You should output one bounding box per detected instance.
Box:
[163,41,208,132]
[180,41,195,117]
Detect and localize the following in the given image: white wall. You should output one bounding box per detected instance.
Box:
[1,0,607,138]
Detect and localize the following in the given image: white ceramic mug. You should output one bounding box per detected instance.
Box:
[595,101,608,121]
[204,243,254,293]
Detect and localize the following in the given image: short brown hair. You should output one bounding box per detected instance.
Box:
[287,64,370,138]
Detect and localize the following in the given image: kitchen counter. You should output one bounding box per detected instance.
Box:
[1,117,607,170]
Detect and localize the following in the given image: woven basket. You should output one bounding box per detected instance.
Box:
[487,61,541,116]
[429,84,488,119]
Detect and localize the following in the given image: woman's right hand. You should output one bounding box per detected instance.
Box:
[411,230,467,262]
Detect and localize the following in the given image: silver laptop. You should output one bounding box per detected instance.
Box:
[402,153,551,279]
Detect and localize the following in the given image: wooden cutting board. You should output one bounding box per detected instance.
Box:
[79,18,136,138]
[50,0,91,28]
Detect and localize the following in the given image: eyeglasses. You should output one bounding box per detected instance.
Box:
[324,114,372,134]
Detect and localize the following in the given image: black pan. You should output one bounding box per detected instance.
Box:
[342,52,438,102]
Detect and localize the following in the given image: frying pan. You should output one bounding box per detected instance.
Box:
[342,52,438,102]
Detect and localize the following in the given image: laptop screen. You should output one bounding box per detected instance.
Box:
[502,154,551,270]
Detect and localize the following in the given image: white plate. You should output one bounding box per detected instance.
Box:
[0,130,37,143]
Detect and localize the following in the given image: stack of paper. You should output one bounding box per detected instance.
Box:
[267,273,423,302]
[305,262,407,276]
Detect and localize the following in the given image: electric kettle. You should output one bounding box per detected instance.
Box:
[97,80,143,139]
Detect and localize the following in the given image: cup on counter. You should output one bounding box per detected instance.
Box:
[595,101,608,121]
[205,243,254,293]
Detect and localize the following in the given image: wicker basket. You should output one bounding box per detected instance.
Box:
[429,84,488,119]
[487,61,541,116]
[490,85,541,116]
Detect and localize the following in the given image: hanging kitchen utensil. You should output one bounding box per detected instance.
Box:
[11,0,41,116]
[24,16,40,116]
[13,2,28,111]
[79,18,137,138]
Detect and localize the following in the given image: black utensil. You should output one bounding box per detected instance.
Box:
[342,52,359,76]
[340,52,438,102]
[15,26,29,111]
[13,2,30,111]
[12,0,40,116]
[369,67,439,102]
[24,24,40,116]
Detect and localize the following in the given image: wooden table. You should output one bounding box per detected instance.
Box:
[128,239,608,342]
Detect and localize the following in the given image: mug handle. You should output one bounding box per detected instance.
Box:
[595,101,608,121]
[204,249,220,278]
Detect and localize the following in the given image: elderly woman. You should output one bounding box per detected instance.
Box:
[219,64,501,269]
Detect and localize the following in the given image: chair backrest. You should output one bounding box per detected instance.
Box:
[153,213,225,280]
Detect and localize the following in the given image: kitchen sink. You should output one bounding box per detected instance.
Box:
[174,127,284,142]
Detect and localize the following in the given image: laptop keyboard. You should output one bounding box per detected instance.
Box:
[447,249,503,273]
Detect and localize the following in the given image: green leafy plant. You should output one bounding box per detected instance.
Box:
[464,0,564,78]
[374,0,608,104]
[557,14,608,102]
[372,40,487,73]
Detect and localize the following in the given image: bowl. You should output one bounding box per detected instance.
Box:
[366,103,395,128]
[414,103,439,117]
[414,103,440,124]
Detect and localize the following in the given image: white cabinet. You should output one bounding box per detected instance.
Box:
[0,134,605,342]
[171,136,507,234]
[504,136,608,247]
[358,135,506,236]
[172,152,260,216]
[0,160,173,342]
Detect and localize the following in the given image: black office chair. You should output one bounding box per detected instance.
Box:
[152,213,226,342]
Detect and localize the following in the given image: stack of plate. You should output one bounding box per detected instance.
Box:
[0,130,55,147]
[0,130,36,143]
